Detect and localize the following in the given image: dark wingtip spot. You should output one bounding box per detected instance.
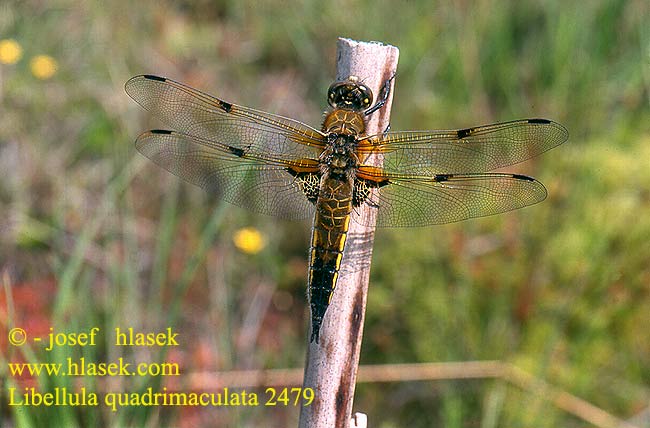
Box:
[457,128,471,138]
[220,100,233,113]
[434,174,450,182]
[512,174,535,182]
[142,75,166,82]
[150,129,173,135]
[528,118,551,124]
[228,146,245,157]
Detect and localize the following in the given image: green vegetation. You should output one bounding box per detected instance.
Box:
[1,0,648,427]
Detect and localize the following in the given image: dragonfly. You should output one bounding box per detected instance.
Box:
[125,74,568,343]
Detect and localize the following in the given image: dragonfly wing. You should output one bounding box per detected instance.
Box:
[135,130,317,220]
[353,172,547,227]
[125,75,326,162]
[361,119,568,175]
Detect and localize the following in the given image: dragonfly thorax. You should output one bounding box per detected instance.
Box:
[320,133,359,177]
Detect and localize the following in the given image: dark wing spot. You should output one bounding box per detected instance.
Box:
[228,146,245,157]
[512,174,535,182]
[287,169,320,203]
[457,128,472,139]
[219,100,233,113]
[150,129,173,135]
[142,75,166,82]
[528,118,551,124]
[434,174,450,182]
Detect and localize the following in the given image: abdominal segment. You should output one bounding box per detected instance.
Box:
[307,178,353,343]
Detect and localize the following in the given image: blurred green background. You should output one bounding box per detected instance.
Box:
[1,0,649,427]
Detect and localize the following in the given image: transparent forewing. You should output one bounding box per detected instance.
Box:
[361,119,568,175]
[125,75,326,162]
[354,172,547,227]
[135,130,317,220]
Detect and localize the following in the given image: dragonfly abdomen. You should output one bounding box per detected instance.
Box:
[307,177,354,342]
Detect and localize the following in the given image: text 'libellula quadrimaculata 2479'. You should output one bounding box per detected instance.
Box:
[125,74,568,343]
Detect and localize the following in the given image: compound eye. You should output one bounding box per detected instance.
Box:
[327,82,345,107]
[358,85,373,107]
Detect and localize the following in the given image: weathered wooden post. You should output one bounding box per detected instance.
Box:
[299,38,399,428]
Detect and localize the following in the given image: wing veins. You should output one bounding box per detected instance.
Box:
[125,75,325,150]
[358,119,568,174]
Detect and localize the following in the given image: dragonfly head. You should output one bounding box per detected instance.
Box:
[327,76,373,111]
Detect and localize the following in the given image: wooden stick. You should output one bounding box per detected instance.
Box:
[299,38,399,428]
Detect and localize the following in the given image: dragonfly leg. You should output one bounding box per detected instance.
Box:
[364,72,396,116]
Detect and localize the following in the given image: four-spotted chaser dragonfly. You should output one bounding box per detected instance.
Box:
[125,74,567,343]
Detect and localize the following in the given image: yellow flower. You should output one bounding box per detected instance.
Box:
[30,55,57,79]
[233,227,266,254]
[0,39,23,64]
